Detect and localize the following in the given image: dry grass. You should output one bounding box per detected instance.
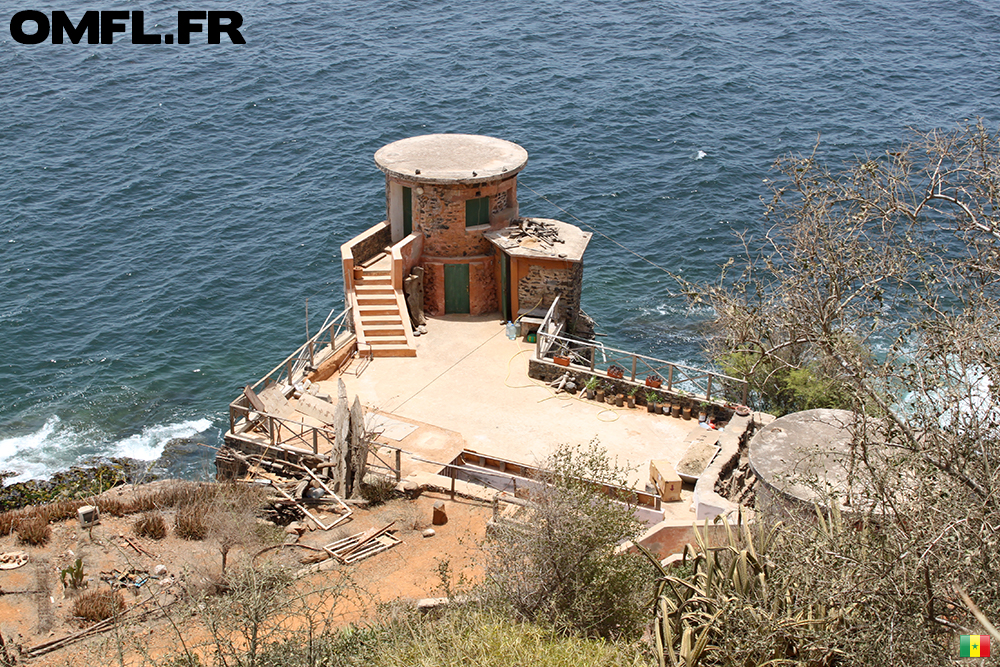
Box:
[0,481,218,536]
[133,511,168,540]
[72,589,125,623]
[16,516,51,545]
[175,504,208,540]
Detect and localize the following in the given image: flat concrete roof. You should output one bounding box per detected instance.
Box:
[485,218,592,262]
[374,134,528,185]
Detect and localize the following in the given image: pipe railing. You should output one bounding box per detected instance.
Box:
[537,329,748,406]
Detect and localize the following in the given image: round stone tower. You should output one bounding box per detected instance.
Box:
[374,134,528,315]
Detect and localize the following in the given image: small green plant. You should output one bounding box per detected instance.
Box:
[60,557,85,590]
[584,375,599,391]
[627,384,641,397]
[645,389,660,405]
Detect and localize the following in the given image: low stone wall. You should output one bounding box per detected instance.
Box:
[349,222,392,266]
[517,261,583,331]
[527,359,734,419]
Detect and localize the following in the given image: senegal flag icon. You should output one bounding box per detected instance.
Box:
[960,634,991,658]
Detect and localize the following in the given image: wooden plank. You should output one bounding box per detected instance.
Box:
[258,383,295,419]
[243,385,267,413]
[298,393,339,424]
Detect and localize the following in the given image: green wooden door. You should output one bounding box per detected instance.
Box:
[402,187,413,237]
[444,264,470,314]
[500,253,511,321]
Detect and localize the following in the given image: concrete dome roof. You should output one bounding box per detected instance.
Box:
[374,134,528,185]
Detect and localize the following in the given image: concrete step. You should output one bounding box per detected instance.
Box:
[355,283,394,294]
[356,296,397,306]
[364,325,406,337]
[361,314,404,325]
[356,276,391,285]
[358,305,400,316]
[368,343,417,358]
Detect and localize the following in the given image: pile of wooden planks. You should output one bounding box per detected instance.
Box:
[323,522,399,565]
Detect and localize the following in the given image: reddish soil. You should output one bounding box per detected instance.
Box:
[0,486,492,666]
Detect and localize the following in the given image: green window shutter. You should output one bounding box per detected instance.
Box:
[403,187,413,236]
[465,197,489,228]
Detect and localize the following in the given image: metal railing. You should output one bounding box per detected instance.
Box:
[227,306,354,436]
[250,307,354,393]
[534,298,748,406]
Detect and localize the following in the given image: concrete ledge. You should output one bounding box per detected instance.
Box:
[693,414,757,520]
[625,517,728,559]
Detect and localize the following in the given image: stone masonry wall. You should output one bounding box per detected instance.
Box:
[350,223,392,265]
[410,175,519,258]
[518,261,583,330]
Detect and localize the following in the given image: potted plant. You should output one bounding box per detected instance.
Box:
[607,365,625,380]
[644,374,662,388]
[645,389,659,413]
[698,402,709,422]
[671,402,681,418]
[626,385,640,408]
[583,376,599,400]
[553,355,571,367]
[682,402,692,420]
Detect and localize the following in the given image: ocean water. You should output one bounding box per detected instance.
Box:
[2,0,998,481]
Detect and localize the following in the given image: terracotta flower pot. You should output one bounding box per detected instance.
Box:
[553,356,571,367]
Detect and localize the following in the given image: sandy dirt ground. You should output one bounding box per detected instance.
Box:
[0,486,492,666]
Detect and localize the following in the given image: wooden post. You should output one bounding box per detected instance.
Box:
[286,359,294,384]
[395,449,401,482]
[269,416,276,447]
[229,408,235,434]
[667,365,674,392]
[308,341,315,367]
[312,428,318,455]
[450,466,456,499]
[630,355,637,382]
[706,375,713,402]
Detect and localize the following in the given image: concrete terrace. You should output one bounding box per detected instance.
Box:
[317,315,706,521]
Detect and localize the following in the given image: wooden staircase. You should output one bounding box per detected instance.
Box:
[353,253,416,357]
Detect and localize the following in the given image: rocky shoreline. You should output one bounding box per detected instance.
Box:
[0,458,158,513]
